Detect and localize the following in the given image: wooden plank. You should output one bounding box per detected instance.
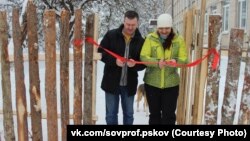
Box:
[73,9,83,124]
[27,1,43,140]
[181,9,195,124]
[2,53,82,62]
[176,11,187,125]
[5,49,245,62]
[204,15,222,124]
[200,49,208,123]
[177,9,194,124]
[60,9,70,141]
[192,0,207,124]
[186,8,198,124]
[185,8,196,124]
[12,8,29,141]
[84,14,99,124]
[184,9,195,124]
[91,14,99,124]
[44,10,57,141]
[238,34,250,124]
[0,11,16,141]
[221,28,244,124]
[0,110,75,119]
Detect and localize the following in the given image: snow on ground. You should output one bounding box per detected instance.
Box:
[0,56,246,140]
[0,59,148,140]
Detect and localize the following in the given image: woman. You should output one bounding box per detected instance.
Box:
[140,13,188,125]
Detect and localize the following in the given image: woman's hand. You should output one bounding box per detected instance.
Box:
[158,59,166,69]
[166,59,177,67]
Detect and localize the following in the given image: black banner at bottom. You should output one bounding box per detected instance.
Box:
[67,125,249,140]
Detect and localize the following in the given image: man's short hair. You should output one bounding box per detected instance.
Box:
[124,10,139,20]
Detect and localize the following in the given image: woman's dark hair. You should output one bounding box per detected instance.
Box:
[124,10,139,20]
[163,28,175,50]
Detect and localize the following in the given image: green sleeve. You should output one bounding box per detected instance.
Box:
[140,37,159,67]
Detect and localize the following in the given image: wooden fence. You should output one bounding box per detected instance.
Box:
[176,6,250,125]
[0,1,250,141]
[0,1,99,141]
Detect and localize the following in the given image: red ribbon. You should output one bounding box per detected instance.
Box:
[73,37,220,70]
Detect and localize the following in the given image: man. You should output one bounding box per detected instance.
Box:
[98,10,145,125]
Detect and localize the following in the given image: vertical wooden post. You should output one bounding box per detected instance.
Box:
[92,14,100,125]
[183,9,194,124]
[0,11,16,141]
[44,10,58,141]
[192,0,206,124]
[12,8,29,141]
[185,8,199,124]
[73,9,83,124]
[84,14,99,124]
[204,15,222,124]
[239,34,250,124]
[177,9,194,124]
[176,11,187,125]
[27,1,43,140]
[60,9,70,141]
[222,28,244,124]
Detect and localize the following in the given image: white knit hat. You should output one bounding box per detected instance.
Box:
[157,13,173,28]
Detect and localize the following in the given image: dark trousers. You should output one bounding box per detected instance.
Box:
[144,84,179,125]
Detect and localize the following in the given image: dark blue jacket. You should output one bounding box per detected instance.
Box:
[98,24,145,96]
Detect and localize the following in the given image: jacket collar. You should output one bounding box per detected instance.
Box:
[148,31,178,43]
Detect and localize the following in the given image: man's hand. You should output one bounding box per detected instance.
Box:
[127,59,136,67]
[116,59,125,67]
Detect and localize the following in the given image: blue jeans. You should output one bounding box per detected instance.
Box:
[105,86,134,125]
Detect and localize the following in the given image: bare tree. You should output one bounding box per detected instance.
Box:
[1,0,165,50]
